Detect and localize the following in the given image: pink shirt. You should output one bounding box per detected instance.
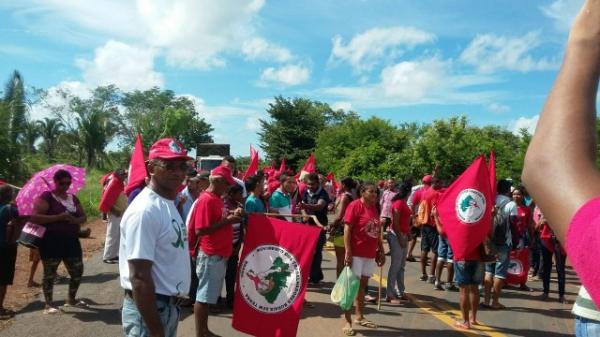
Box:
[567,196,600,307]
[380,189,397,219]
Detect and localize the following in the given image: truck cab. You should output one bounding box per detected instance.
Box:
[196,143,230,172]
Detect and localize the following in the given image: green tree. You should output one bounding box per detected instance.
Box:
[23,120,41,153]
[4,70,27,145]
[120,88,213,150]
[37,117,65,161]
[259,96,355,169]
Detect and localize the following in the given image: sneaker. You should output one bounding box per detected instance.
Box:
[434,282,444,291]
[445,283,459,292]
[419,274,428,281]
[427,275,436,284]
[406,256,417,262]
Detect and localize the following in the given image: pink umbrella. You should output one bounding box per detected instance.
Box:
[16,164,86,215]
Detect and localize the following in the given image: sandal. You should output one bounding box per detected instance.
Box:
[43,307,60,315]
[342,326,356,336]
[480,302,491,309]
[354,319,377,329]
[63,300,89,309]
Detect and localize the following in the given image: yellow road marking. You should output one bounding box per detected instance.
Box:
[326,249,507,337]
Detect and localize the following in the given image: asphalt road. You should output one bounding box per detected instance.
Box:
[1,242,577,337]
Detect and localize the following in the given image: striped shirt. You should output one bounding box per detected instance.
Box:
[573,286,600,322]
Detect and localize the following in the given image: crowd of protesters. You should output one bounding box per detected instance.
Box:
[2,3,600,336]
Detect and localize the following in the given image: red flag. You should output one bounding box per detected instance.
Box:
[243,146,259,180]
[277,158,286,176]
[98,173,124,213]
[232,214,321,337]
[436,155,493,260]
[506,249,530,285]
[124,134,148,196]
[489,151,497,198]
[327,172,339,192]
[300,153,316,174]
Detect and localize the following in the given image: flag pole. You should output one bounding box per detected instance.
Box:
[378,226,383,311]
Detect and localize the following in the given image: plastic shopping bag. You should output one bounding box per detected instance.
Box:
[330,266,360,311]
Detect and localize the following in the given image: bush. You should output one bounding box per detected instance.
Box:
[77,169,104,219]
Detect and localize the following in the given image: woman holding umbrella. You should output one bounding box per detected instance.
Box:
[30,169,87,314]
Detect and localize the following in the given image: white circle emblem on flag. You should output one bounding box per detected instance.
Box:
[239,245,302,314]
[507,257,524,276]
[455,189,486,224]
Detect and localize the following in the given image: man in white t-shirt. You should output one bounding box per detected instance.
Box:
[119,138,192,337]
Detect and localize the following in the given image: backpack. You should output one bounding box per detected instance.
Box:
[415,200,430,227]
[491,199,512,246]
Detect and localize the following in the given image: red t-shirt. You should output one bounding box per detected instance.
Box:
[422,187,442,226]
[390,199,411,235]
[411,186,429,208]
[344,199,381,258]
[515,205,531,238]
[188,191,232,257]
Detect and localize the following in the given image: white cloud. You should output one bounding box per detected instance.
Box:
[332,101,353,112]
[322,57,500,108]
[245,116,261,131]
[460,32,558,73]
[30,81,93,121]
[329,26,436,73]
[75,40,163,91]
[260,64,310,86]
[487,102,511,113]
[380,58,446,101]
[509,115,539,135]
[541,0,583,31]
[242,37,293,63]
[5,0,280,70]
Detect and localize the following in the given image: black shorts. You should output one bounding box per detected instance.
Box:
[410,226,421,239]
[0,243,18,285]
[420,225,439,253]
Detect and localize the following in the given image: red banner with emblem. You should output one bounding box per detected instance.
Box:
[436,155,493,260]
[232,215,320,337]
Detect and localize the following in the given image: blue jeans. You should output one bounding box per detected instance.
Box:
[386,232,408,297]
[576,316,600,337]
[454,261,484,286]
[122,295,180,337]
[437,236,453,263]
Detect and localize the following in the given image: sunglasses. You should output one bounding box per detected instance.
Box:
[57,180,72,187]
[154,160,192,172]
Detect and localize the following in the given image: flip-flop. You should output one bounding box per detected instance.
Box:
[470,320,480,326]
[63,300,89,309]
[354,319,377,329]
[0,308,16,316]
[342,327,356,336]
[480,302,491,309]
[43,307,60,315]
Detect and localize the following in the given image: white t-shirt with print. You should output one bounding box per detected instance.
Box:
[119,187,191,296]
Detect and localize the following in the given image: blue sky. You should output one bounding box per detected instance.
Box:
[0,0,584,156]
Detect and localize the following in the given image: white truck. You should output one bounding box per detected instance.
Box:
[196,143,230,171]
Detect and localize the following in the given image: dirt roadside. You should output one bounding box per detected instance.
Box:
[0,218,107,331]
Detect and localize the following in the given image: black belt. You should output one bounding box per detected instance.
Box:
[124,290,186,306]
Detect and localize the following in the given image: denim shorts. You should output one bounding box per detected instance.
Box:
[437,236,453,263]
[122,294,180,337]
[576,316,600,337]
[485,243,510,279]
[195,250,227,304]
[454,261,484,286]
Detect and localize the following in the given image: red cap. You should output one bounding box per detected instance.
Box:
[422,175,433,184]
[210,165,236,186]
[149,138,193,161]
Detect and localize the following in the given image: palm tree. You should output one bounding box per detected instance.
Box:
[37,117,64,162]
[4,70,26,145]
[23,120,41,153]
